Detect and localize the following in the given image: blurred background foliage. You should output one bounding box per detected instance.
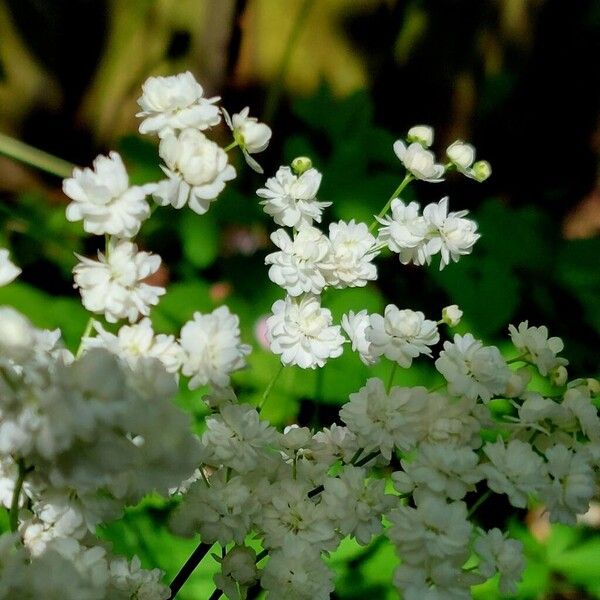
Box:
[0,0,599,598]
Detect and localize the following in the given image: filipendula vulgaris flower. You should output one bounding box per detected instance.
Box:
[153,128,236,215]
[407,124,434,147]
[435,333,510,401]
[266,294,344,369]
[508,321,568,376]
[73,239,165,323]
[179,305,251,388]
[136,71,221,136]
[393,139,445,182]
[366,305,439,367]
[63,152,153,238]
[265,225,330,296]
[446,140,492,182]
[213,545,259,600]
[322,220,378,288]
[341,309,379,365]
[474,529,525,596]
[81,318,184,374]
[222,106,272,173]
[0,248,21,286]
[339,378,426,461]
[442,304,463,326]
[257,164,331,228]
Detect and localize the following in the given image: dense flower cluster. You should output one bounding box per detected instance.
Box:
[0,70,598,600]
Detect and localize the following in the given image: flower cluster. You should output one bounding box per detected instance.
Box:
[0,73,598,600]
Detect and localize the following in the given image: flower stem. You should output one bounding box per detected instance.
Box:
[506,353,529,365]
[368,173,413,233]
[223,140,239,152]
[9,459,28,533]
[386,362,398,393]
[169,541,214,598]
[258,363,285,412]
[468,489,492,518]
[0,132,75,178]
[354,450,380,468]
[75,317,95,359]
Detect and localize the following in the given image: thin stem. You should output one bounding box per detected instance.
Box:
[223,140,238,152]
[386,362,398,393]
[9,460,28,533]
[354,450,380,468]
[468,490,492,518]
[169,541,214,598]
[506,353,529,365]
[368,174,414,233]
[348,447,363,465]
[0,132,75,178]
[258,363,285,412]
[75,317,95,359]
[263,0,316,122]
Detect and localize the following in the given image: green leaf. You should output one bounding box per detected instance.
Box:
[180,211,218,269]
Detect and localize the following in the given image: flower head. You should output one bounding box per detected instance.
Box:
[393,140,444,182]
[223,106,272,173]
[0,249,21,286]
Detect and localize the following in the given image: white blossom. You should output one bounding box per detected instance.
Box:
[0,249,21,286]
[154,128,236,215]
[311,424,359,466]
[73,239,165,323]
[265,226,330,296]
[137,71,220,136]
[393,140,445,182]
[323,220,378,288]
[446,140,475,171]
[179,306,251,388]
[367,305,439,367]
[266,294,344,369]
[214,545,258,600]
[108,554,170,599]
[257,166,330,228]
[435,333,510,401]
[442,304,462,327]
[407,125,434,147]
[63,152,151,238]
[508,321,568,376]
[341,310,378,365]
[223,106,272,173]
[474,529,524,595]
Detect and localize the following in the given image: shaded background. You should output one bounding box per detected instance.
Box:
[0,0,599,598]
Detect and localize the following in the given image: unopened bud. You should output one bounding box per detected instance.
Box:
[549,365,568,387]
[442,304,463,327]
[505,367,531,398]
[291,156,312,175]
[407,125,434,148]
[446,140,475,170]
[472,160,492,182]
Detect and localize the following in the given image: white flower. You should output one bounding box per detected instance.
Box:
[261,539,334,600]
[257,166,330,228]
[475,529,524,595]
[154,128,236,215]
[311,424,359,465]
[393,140,445,182]
[214,545,258,600]
[108,554,170,599]
[201,404,277,472]
[341,310,378,365]
[387,492,472,565]
[137,71,220,136]
[265,226,330,296]
[63,152,151,237]
[339,378,425,460]
[223,106,272,173]
[435,333,510,401]
[172,471,260,545]
[179,306,251,388]
[407,125,434,147]
[480,438,548,508]
[422,197,480,269]
[323,220,378,288]
[367,305,439,368]
[82,319,184,373]
[446,140,475,171]
[442,305,462,326]
[0,306,36,363]
[73,239,165,323]
[321,466,394,544]
[394,561,479,600]
[0,249,21,286]
[266,294,344,369]
[541,444,594,525]
[508,321,568,376]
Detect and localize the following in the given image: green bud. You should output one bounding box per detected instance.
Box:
[471,160,492,182]
[291,156,312,175]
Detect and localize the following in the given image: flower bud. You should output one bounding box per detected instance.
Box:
[505,367,531,398]
[221,545,258,585]
[407,125,434,147]
[291,156,313,175]
[587,378,600,395]
[471,160,492,182]
[549,365,568,387]
[281,424,312,451]
[442,304,463,327]
[446,140,475,170]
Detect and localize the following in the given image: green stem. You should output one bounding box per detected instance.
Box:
[386,362,398,393]
[9,460,28,533]
[258,363,285,412]
[368,174,413,233]
[223,140,239,152]
[506,353,529,365]
[168,541,214,598]
[0,132,75,178]
[263,0,316,122]
[468,490,492,518]
[75,317,95,359]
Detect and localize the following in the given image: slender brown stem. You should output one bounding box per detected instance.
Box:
[9,460,28,533]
